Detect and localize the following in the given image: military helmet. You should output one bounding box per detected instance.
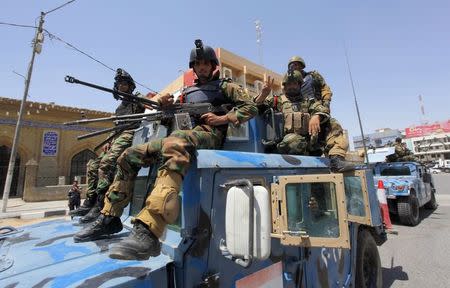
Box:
[282,70,303,86]
[114,68,136,91]
[189,39,219,68]
[288,56,306,70]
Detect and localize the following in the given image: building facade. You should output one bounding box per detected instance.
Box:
[405,120,450,162]
[353,128,402,150]
[0,97,112,198]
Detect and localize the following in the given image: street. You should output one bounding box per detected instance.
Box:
[380,173,450,288]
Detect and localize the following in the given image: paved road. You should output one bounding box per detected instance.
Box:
[380,173,450,288]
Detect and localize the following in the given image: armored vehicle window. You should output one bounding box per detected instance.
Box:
[344,176,366,217]
[226,122,249,141]
[285,182,339,238]
[380,166,411,176]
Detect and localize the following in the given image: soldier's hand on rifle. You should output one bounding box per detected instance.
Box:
[159,93,174,107]
[200,112,229,126]
[309,114,321,135]
[102,143,111,152]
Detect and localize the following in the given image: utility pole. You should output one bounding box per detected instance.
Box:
[1,12,45,213]
[344,45,370,164]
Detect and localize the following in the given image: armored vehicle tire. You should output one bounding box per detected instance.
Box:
[355,229,382,288]
[397,194,420,226]
[424,190,438,210]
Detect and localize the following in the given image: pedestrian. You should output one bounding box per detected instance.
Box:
[68,180,81,217]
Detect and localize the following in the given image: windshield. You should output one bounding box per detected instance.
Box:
[378,164,414,176]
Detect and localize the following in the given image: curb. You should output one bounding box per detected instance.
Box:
[0,209,68,220]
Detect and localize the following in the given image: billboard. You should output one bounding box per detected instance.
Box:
[405,120,450,138]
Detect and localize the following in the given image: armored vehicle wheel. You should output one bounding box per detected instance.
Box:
[424,190,438,210]
[397,194,420,226]
[355,229,382,288]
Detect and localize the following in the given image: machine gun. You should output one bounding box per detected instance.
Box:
[64,75,160,109]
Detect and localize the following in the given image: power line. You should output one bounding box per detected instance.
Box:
[0,21,37,29]
[0,22,156,92]
[44,0,76,15]
[44,30,157,92]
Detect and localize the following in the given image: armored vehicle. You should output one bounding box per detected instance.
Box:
[0,115,387,287]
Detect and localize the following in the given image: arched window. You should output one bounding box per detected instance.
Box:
[70,149,96,183]
[0,145,20,197]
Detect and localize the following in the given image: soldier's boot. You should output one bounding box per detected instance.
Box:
[69,196,96,217]
[330,155,355,173]
[109,221,161,260]
[79,194,105,224]
[73,214,122,243]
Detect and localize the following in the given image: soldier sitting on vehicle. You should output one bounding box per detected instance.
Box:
[254,69,350,172]
[386,137,417,162]
[73,39,258,261]
[69,69,145,224]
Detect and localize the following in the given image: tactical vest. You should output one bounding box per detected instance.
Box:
[278,94,311,136]
[183,79,228,107]
[301,73,320,101]
[115,100,145,128]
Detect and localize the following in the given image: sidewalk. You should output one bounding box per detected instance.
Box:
[0,198,70,220]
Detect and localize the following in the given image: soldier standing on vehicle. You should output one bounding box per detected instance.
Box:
[393,137,417,162]
[256,70,349,171]
[73,40,258,260]
[69,69,145,224]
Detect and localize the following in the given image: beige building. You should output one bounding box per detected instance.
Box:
[0,97,112,200]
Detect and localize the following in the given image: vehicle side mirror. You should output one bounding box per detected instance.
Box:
[222,180,271,267]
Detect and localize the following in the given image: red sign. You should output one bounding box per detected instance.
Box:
[405,120,450,138]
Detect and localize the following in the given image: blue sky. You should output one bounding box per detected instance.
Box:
[1,0,449,142]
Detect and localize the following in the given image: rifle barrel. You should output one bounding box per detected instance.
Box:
[77,122,138,140]
[64,75,160,109]
[64,112,160,126]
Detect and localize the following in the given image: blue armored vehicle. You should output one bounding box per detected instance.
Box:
[373,161,438,226]
[0,116,387,287]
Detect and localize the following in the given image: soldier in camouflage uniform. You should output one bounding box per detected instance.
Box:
[256,70,349,171]
[70,69,145,224]
[392,137,417,162]
[74,40,258,260]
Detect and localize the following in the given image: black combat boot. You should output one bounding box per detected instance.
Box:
[69,196,96,217]
[109,221,161,260]
[79,206,101,224]
[73,214,122,243]
[330,155,355,173]
[79,194,104,224]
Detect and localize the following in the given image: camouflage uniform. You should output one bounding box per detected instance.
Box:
[85,130,135,204]
[101,77,257,238]
[286,57,348,157]
[394,143,416,162]
[264,93,348,157]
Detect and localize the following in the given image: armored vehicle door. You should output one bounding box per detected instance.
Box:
[271,174,350,249]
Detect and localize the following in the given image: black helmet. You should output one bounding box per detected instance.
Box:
[114,68,136,91]
[189,39,219,68]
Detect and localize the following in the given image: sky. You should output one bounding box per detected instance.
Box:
[1,0,449,143]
